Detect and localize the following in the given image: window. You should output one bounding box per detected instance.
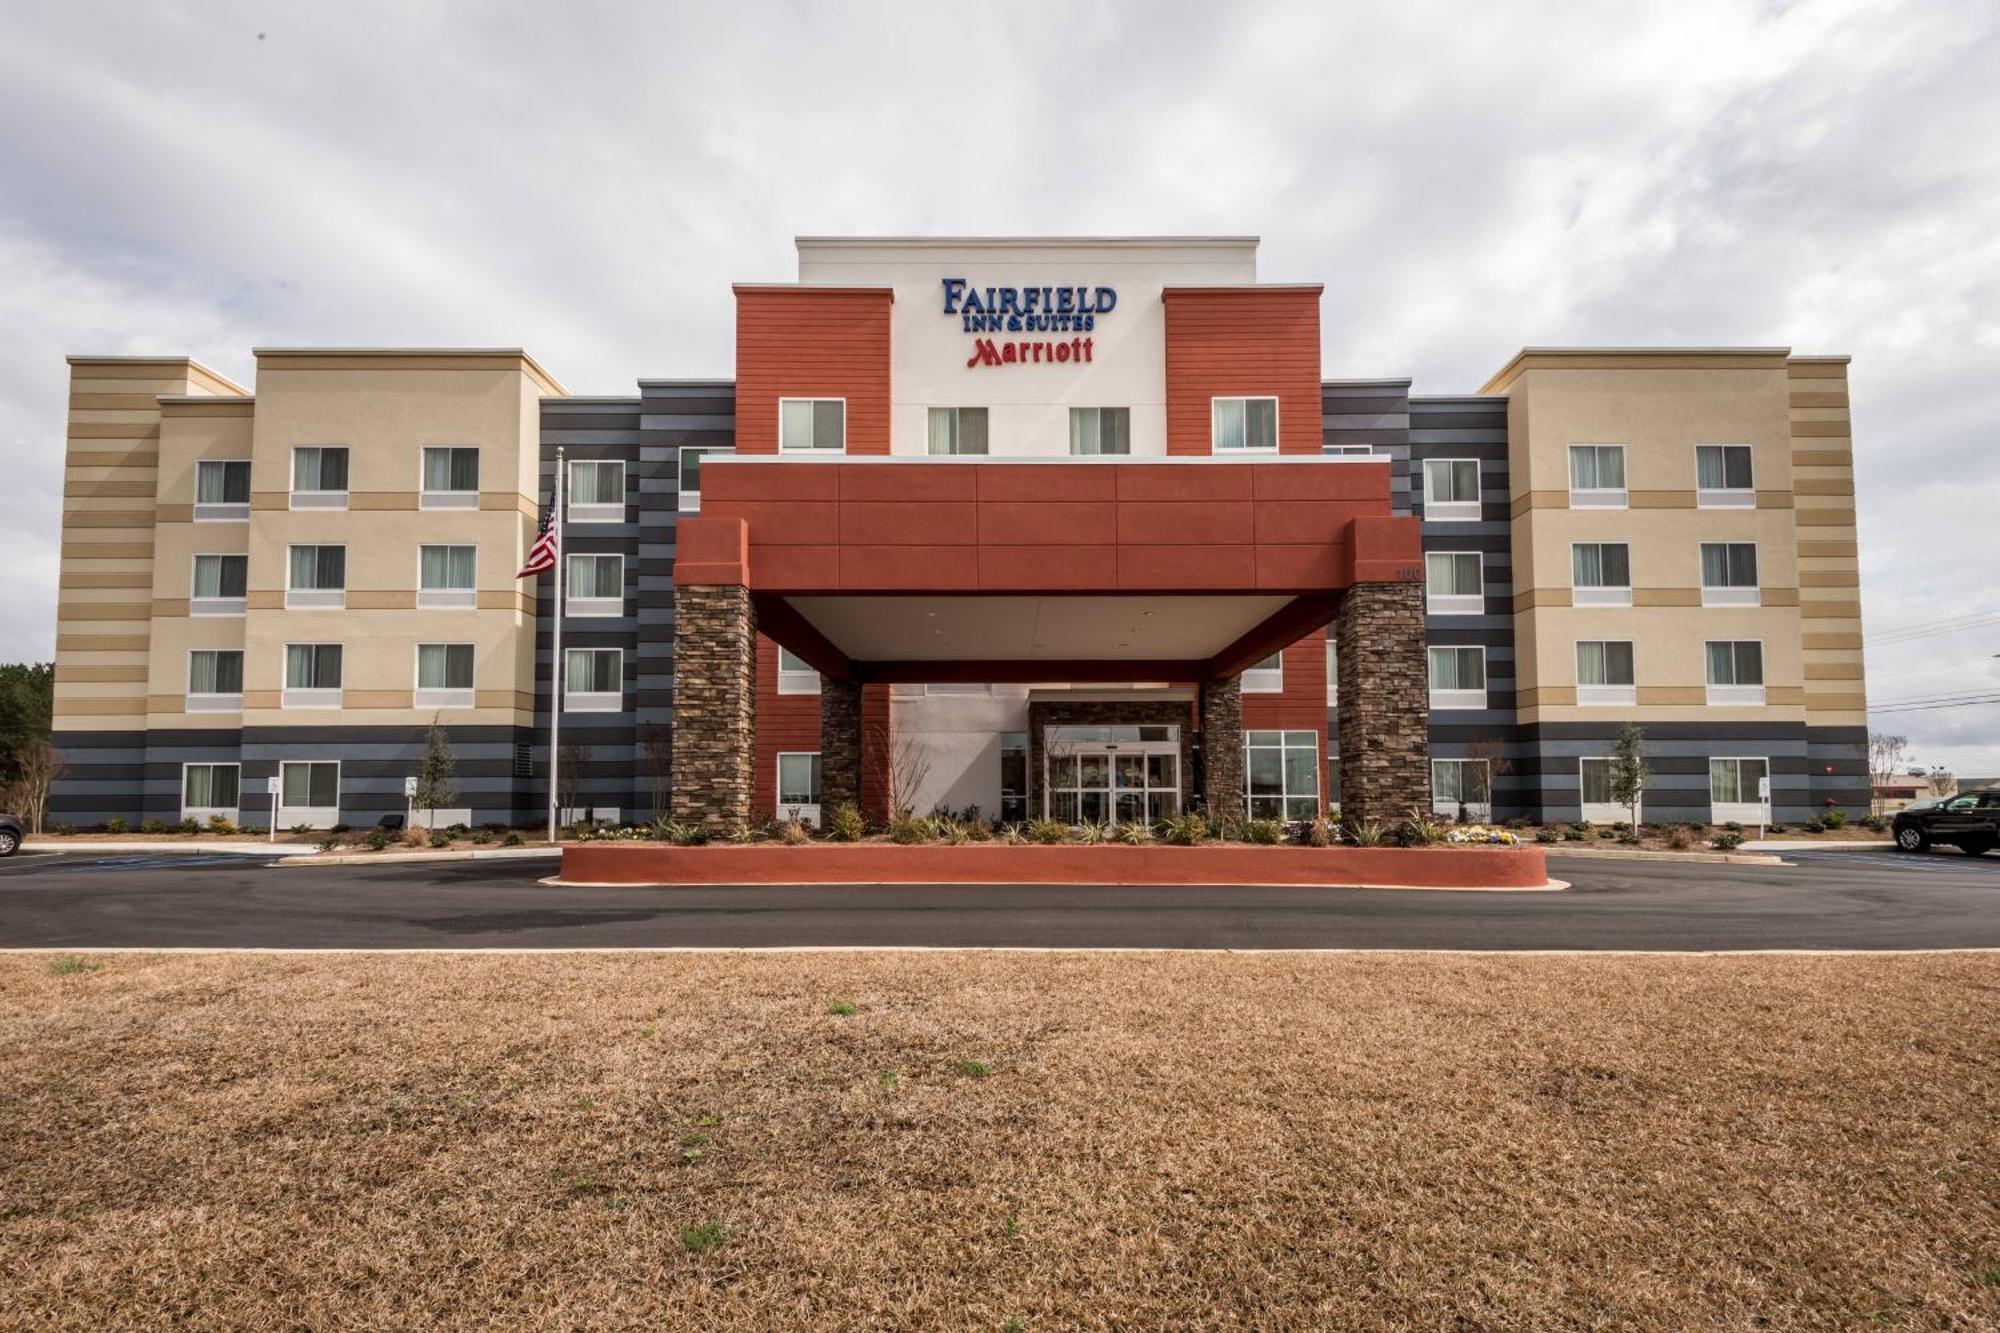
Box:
[1425,552,1483,615]
[1428,645,1486,709]
[279,761,340,825]
[999,732,1027,823]
[927,407,989,455]
[419,446,480,509]
[1700,541,1760,606]
[418,545,477,609]
[285,544,346,609]
[1432,759,1492,820]
[186,649,244,711]
[290,446,349,508]
[566,553,624,617]
[1421,458,1481,521]
[1706,641,1766,705]
[1242,652,1284,693]
[565,647,622,711]
[194,460,251,521]
[776,752,822,824]
[780,398,845,452]
[1325,445,1375,457]
[190,554,247,615]
[415,643,475,708]
[1326,638,1338,705]
[1212,397,1278,452]
[1575,640,1636,706]
[676,448,728,514]
[777,647,820,695]
[181,763,241,821]
[1579,757,1626,823]
[1568,445,1627,507]
[570,459,627,523]
[1069,407,1130,455]
[1710,757,1771,819]
[1571,541,1632,607]
[1696,445,1755,507]
[1245,729,1320,821]
[283,643,343,708]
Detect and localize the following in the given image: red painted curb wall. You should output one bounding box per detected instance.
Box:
[561,843,1549,889]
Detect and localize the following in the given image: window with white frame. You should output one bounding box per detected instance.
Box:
[1700,541,1760,606]
[565,647,622,711]
[1579,757,1626,823]
[569,459,627,523]
[999,732,1028,823]
[420,446,480,509]
[1421,458,1481,521]
[1425,551,1483,615]
[1571,541,1632,607]
[194,460,251,521]
[1325,444,1375,457]
[927,406,989,455]
[1575,640,1636,706]
[186,649,243,711]
[418,544,477,609]
[415,643,475,708]
[676,448,729,513]
[285,545,346,609]
[190,553,247,615]
[1325,638,1338,705]
[780,398,845,452]
[1428,645,1486,709]
[1568,444,1627,507]
[776,751,822,824]
[1245,729,1320,821]
[1242,651,1283,693]
[565,553,624,617]
[1212,397,1278,452]
[181,762,241,822]
[290,446,349,509]
[1705,640,1765,705]
[1432,758,1492,820]
[283,643,343,708]
[1069,407,1131,455]
[1696,444,1755,507]
[278,760,340,826]
[777,647,820,695]
[1709,757,1771,821]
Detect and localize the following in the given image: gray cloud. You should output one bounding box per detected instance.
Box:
[1,0,1994,770]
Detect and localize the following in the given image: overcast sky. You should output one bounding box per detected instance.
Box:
[2,0,1995,771]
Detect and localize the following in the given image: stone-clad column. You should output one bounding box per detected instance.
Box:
[669,584,757,831]
[1336,581,1430,826]
[819,677,864,818]
[1199,676,1244,820]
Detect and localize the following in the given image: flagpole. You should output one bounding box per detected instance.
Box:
[547,447,565,844]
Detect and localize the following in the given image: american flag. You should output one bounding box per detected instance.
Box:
[516,502,559,579]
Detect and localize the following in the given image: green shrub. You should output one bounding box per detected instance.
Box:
[1243,818,1283,845]
[317,836,340,852]
[365,828,394,852]
[471,830,493,845]
[1861,813,1887,832]
[1345,819,1385,847]
[965,817,992,842]
[139,818,165,835]
[1299,814,1336,847]
[998,822,1028,845]
[1617,833,1642,845]
[1027,818,1070,845]
[1155,812,1207,846]
[729,825,761,844]
[672,822,710,847]
[207,815,239,836]
[173,818,199,835]
[824,802,865,843]
[1074,821,1109,845]
[1116,821,1152,846]
[1724,821,1744,833]
[428,831,452,849]
[1821,809,1847,830]
[1210,812,1246,843]
[888,810,934,844]
[1534,825,1560,844]
[1400,808,1445,846]
[291,822,313,835]
[104,818,128,835]
[1666,827,1692,850]
[1711,831,1744,850]
[776,816,811,846]
[329,822,351,834]
[503,831,524,847]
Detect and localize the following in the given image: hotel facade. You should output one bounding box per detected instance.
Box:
[47,237,1869,831]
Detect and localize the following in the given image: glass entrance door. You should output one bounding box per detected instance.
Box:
[1043,725,1181,825]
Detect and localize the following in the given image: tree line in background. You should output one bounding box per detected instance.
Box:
[1,663,59,832]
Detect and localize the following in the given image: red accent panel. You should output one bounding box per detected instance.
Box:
[746,546,842,592]
[703,461,839,502]
[715,501,839,544]
[1242,630,1329,732]
[1115,501,1255,545]
[1115,464,1254,501]
[1162,289,1323,456]
[840,545,982,590]
[975,546,1115,589]
[733,287,892,455]
[837,464,976,502]
[1251,460,1388,500]
[563,842,1552,890]
[840,501,978,545]
[1346,514,1425,584]
[752,633,823,824]
[1255,544,1347,590]
[1116,544,1258,590]
[672,516,748,586]
[976,502,1119,545]
[976,465,1119,502]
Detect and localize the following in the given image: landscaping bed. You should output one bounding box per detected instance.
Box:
[2,951,1995,1330]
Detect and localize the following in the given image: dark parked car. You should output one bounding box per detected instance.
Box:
[0,813,23,857]
[1892,791,2000,855]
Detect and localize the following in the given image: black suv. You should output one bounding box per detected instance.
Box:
[1892,791,2000,856]
[0,812,22,857]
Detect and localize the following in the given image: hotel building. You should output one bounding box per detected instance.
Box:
[47,237,1868,831]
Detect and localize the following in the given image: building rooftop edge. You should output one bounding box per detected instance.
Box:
[249,347,567,395]
[66,355,250,396]
[795,235,1260,248]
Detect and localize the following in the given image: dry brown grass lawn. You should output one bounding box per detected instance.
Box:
[2,951,1996,1331]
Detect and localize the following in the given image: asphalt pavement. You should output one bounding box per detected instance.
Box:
[0,844,1995,950]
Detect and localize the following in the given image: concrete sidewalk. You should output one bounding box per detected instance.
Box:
[22,840,320,858]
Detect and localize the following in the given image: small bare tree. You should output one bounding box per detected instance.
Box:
[1610,723,1648,830]
[864,719,931,819]
[556,738,589,826]
[412,714,457,829]
[1868,733,1907,817]
[639,724,672,820]
[5,740,65,834]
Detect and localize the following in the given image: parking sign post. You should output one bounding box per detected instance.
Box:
[266,775,280,844]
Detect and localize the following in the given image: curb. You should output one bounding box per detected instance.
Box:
[20,840,320,858]
[1542,846,1785,866]
[540,875,1573,893]
[1742,840,1896,852]
[284,846,563,867]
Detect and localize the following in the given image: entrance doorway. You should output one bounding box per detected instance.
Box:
[1042,725,1181,824]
